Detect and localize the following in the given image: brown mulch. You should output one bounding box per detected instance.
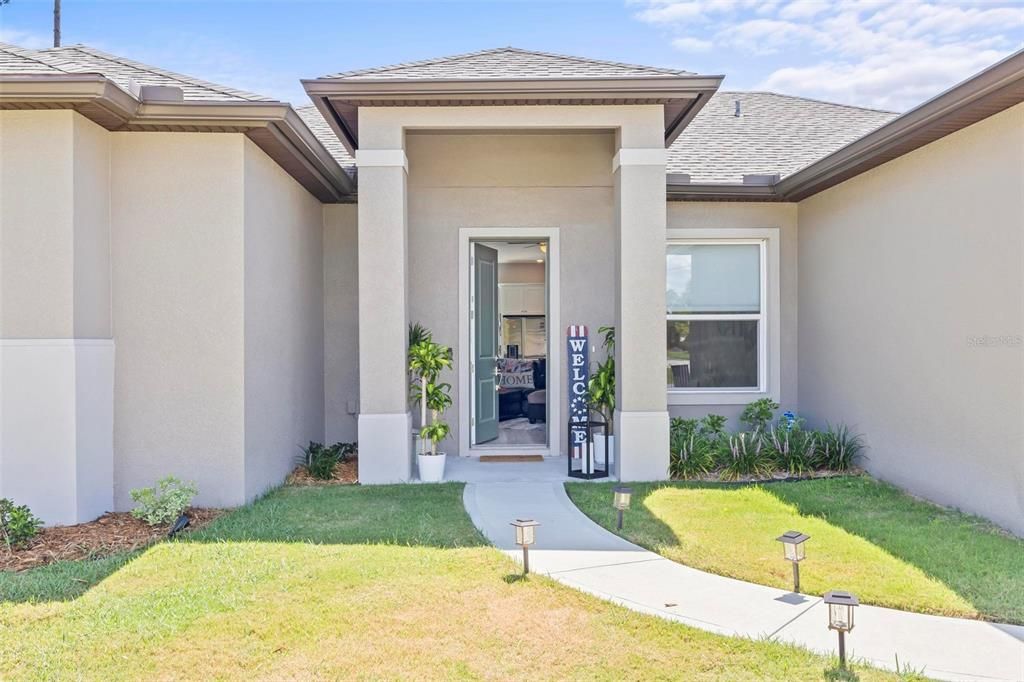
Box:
[1,507,223,573]
[286,457,358,486]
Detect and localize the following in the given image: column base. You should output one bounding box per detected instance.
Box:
[614,410,670,482]
[357,412,412,484]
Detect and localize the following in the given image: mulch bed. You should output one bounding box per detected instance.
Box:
[1,507,223,573]
[286,457,358,486]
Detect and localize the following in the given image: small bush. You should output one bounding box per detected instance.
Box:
[718,431,774,481]
[699,414,729,443]
[765,425,818,475]
[130,476,198,526]
[669,418,714,479]
[0,498,42,550]
[740,398,779,432]
[298,441,357,480]
[817,424,864,470]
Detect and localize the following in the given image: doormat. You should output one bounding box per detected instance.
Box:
[479,455,545,463]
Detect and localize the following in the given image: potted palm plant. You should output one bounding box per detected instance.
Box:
[588,325,615,465]
[409,332,453,482]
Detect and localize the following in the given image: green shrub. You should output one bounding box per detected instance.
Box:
[298,441,357,479]
[740,398,779,432]
[0,498,42,550]
[130,476,198,526]
[816,423,864,470]
[699,414,729,442]
[764,425,818,475]
[718,431,774,481]
[669,418,715,479]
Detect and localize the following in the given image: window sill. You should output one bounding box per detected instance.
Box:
[667,389,777,406]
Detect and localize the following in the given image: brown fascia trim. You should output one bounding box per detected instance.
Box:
[302,74,724,152]
[0,74,354,201]
[777,49,1024,201]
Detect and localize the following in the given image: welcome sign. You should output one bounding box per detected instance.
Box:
[567,325,590,471]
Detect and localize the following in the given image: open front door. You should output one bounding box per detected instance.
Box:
[472,243,499,444]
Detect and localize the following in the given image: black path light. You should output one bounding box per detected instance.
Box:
[824,590,859,667]
[776,530,810,593]
[510,519,539,575]
[612,486,633,530]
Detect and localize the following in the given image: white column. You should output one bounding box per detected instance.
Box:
[613,147,670,481]
[355,148,413,483]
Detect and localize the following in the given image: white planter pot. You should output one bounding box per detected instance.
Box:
[417,452,447,483]
[593,434,615,467]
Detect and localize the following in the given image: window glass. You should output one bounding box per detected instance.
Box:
[666,244,760,314]
[667,320,759,389]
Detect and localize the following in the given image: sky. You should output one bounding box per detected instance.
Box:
[0,0,1021,112]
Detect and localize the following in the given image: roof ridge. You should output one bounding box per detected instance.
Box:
[42,44,274,102]
[498,46,692,77]
[326,46,513,79]
[0,42,69,72]
[324,46,692,79]
[718,89,898,116]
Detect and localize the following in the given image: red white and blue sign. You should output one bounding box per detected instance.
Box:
[567,325,589,463]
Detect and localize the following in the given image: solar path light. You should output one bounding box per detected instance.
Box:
[612,486,633,530]
[823,590,859,667]
[510,519,539,575]
[776,530,810,593]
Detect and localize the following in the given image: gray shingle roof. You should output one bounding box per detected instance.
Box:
[0,43,273,102]
[296,104,356,176]
[669,91,898,183]
[324,46,695,80]
[0,42,65,73]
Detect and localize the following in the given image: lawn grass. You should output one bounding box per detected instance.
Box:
[0,482,915,680]
[567,476,1024,624]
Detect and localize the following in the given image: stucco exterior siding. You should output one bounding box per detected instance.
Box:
[242,139,326,499]
[0,110,114,525]
[797,102,1024,536]
[405,132,617,456]
[324,204,359,444]
[666,202,799,425]
[111,132,247,509]
[0,110,76,338]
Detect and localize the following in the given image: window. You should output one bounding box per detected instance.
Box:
[667,239,767,394]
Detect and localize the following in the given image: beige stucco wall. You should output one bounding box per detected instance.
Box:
[1,111,75,337]
[242,138,326,499]
[666,202,799,425]
[406,131,618,455]
[798,102,1024,536]
[324,203,360,444]
[0,110,114,524]
[111,132,247,509]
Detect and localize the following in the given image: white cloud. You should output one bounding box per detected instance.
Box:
[630,0,1024,110]
[0,27,51,50]
[779,0,828,20]
[672,36,714,52]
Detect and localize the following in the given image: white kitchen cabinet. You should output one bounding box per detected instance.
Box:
[499,283,545,316]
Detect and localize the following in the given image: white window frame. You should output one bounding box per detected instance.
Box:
[666,228,781,406]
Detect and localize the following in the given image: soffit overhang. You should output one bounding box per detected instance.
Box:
[0,73,355,202]
[301,75,724,155]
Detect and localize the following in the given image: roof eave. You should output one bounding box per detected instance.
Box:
[302,74,724,151]
[777,49,1024,201]
[0,73,354,202]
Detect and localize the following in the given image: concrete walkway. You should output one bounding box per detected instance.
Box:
[463,481,1024,682]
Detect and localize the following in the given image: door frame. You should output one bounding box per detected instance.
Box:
[458,227,561,457]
